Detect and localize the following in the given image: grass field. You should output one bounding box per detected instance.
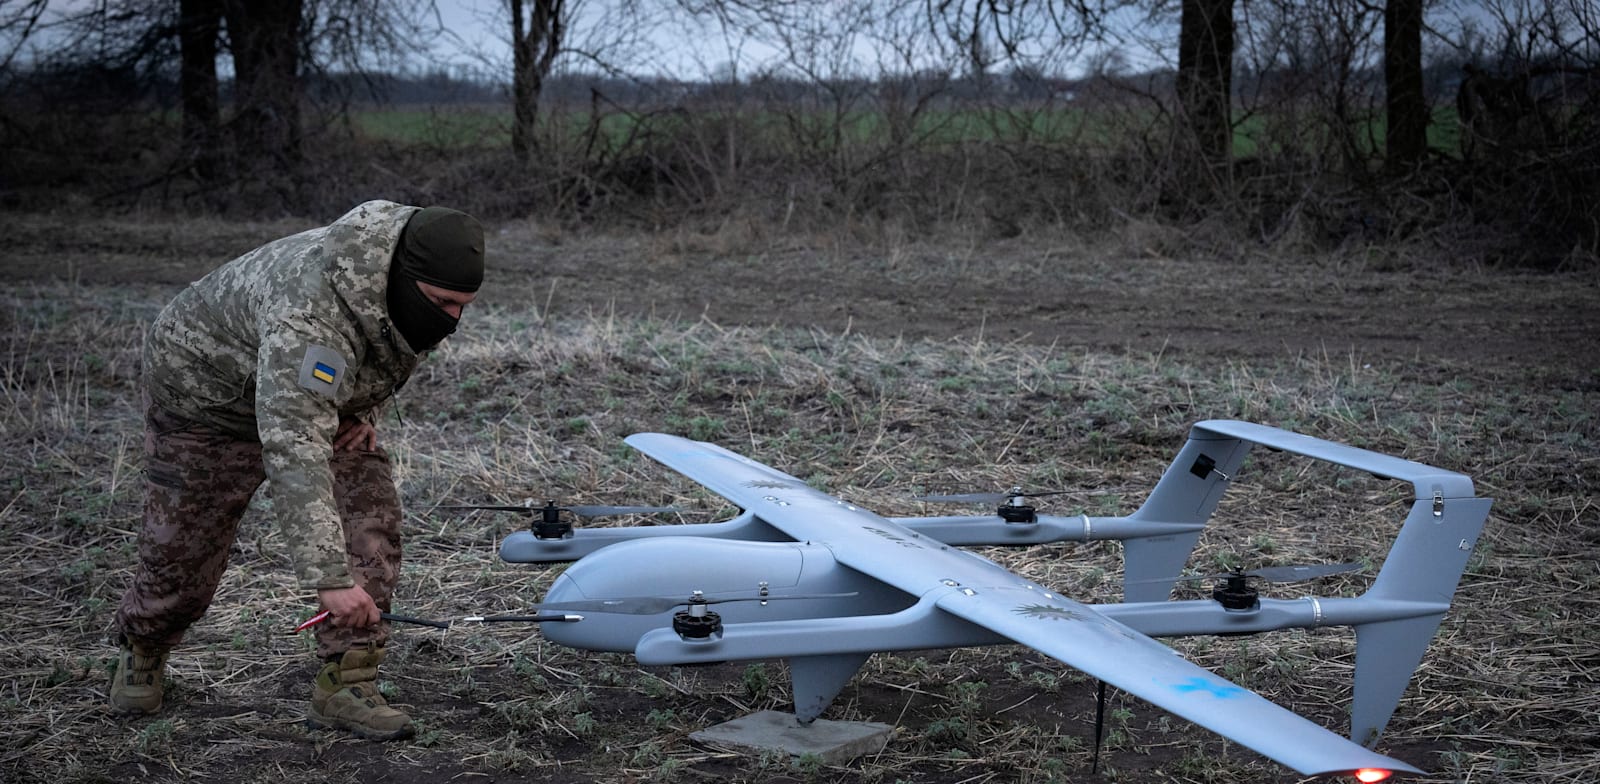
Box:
[1,223,1596,784]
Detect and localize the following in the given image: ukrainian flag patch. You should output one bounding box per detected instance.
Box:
[298,345,348,398]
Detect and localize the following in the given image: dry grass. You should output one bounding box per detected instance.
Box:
[1,273,1596,783]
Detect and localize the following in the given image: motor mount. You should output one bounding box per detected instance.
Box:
[1212,572,1260,612]
[997,487,1039,524]
[532,500,575,540]
[997,503,1037,523]
[672,591,723,641]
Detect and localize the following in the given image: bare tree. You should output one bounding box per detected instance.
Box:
[1175,0,1234,170]
[178,0,222,179]
[221,0,305,176]
[1384,0,1426,169]
[1440,0,1599,260]
[19,0,445,202]
[0,0,48,73]
[510,0,565,164]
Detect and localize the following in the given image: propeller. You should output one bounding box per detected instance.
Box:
[437,499,681,540]
[437,501,679,517]
[531,589,859,616]
[918,486,1073,524]
[1224,562,1365,583]
[1128,561,1365,586]
[1129,561,1365,612]
[294,609,581,632]
[916,487,1072,505]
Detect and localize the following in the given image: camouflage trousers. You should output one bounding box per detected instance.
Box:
[115,402,402,660]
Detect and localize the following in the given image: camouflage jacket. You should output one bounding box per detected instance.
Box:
[144,201,423,591]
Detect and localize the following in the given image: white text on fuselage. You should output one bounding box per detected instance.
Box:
[863,526,924,549]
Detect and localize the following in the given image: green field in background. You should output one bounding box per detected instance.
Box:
[348,103,1470,159]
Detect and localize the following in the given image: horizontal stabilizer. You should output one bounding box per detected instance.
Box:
[1192,420,1476,501]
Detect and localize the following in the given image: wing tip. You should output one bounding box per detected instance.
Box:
[1305,763,1427,781]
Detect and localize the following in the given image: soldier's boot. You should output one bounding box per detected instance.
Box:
[109,639,170,715]
[308,645,414,740]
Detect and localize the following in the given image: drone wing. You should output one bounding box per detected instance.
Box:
[624,432,1422,778]
[932,588,1422,777]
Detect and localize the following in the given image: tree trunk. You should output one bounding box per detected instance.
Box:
[1176,0,1235,170]
[178,0,223,180]
[511,0,564,165]
[1384,0,1427,171]
[221,0,303,175]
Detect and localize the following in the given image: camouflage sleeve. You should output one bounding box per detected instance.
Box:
[353,402,383,428]
[255,313,359,591]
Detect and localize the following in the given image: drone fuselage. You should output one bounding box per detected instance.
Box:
[540,532,1461,660]
[539,535,919,652]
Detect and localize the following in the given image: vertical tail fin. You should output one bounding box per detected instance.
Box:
[1351,494,1491,745]
[1122,428,1252,602]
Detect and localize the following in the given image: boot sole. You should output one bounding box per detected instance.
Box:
[109,687,163,716]
[108,701,162,716]
[307,708,415,741]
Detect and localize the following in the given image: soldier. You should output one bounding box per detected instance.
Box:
[109,200,485,740]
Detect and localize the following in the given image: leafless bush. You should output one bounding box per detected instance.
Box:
[1439,0,1600,266]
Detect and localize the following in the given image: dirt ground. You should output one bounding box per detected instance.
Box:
[10,212,1598,372]
[501,231,1600,374]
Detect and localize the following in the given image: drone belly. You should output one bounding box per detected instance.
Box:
[540,536,884,652]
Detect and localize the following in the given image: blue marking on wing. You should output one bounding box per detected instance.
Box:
[1170,676,1246,699]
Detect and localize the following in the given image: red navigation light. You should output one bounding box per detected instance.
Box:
[1353,769,1392,783]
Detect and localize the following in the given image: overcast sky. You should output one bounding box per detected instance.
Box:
[5,0,1514,83]
[0,0,1315,82]
[418,0,1162,81]
[424,0,786,79]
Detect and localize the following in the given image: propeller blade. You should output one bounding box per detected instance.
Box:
[1244,562,1364,583]
[436,504,541,514]
[385,612,584,627]
[917,490,1071,505]
[434,503,679,517]
[532,590,859,616]
[1123,572,1208,586]
[1126,561,1365,586]
[917,492,1010,504]
[566,504,679,517]
[294,610,582,632]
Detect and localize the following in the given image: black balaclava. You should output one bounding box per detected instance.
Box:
[387,206,485,353]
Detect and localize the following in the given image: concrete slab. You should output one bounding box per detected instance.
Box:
[689,710,894,765]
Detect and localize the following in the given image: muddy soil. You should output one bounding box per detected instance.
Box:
[9,214,1597,375]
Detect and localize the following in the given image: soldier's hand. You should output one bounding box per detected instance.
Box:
[334,418,377,452]
[318,586,380,628]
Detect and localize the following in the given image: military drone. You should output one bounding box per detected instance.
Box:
[476,420,1489,781]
